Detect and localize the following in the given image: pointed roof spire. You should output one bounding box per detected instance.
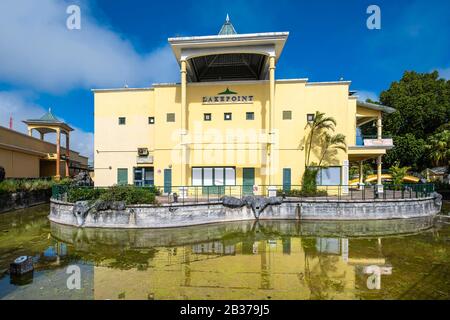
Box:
[219,14,237,35]
[39,108,60,122]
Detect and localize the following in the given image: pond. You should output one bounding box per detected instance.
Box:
[0,204,449,300]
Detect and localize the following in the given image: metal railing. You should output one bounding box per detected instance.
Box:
[52,183,436,205]
[356,135,393,146]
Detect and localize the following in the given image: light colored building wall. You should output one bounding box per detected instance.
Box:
[94,89,155,186]
[0,126,88,178]
[0,149,40,178]
[93,80,359,188]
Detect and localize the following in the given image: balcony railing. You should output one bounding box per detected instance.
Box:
[356,135,394,147]
[52,183,435,205]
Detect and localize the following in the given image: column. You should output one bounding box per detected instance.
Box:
[342,160,349,194]
[377,115,382,139]
[65,133,70,177]
[56,128,61,180]
[28,128,32,136]
[268,55,276,185]
[180,60,187,186]
[40,132,45,140]
[377,155,383,193]
[359,161,364,187]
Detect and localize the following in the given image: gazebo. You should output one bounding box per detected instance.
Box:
[23,109,73,180]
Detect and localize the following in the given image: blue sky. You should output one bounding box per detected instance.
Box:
[0,0,449,161]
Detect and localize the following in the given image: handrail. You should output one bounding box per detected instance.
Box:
[52,183,436,204]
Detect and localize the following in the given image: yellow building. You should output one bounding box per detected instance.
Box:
[0,110,89,178]
[93,16,395,193]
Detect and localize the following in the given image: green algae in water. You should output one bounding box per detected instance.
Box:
[0,203,449,300]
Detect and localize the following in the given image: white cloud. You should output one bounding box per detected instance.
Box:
[435,67,450,80]
[0,0,179,94]
[355,90,379,102]
[0,91,93,161]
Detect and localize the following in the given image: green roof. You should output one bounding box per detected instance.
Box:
[218,14,237,35]
[37,108,61,123]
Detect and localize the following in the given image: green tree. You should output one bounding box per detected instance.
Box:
[383,134,426,170]
[426,130,450,166]
[389,162,411,187]
[381,71,450,140]
[304,111,336,166]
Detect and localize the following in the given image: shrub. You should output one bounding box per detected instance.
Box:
[67,187,106,203]
[301,167,319,194]
[66,185,157,205]
[389,162,411,189]
[99,186,156,205]
[277,188,327,198]
[0,179,56,194]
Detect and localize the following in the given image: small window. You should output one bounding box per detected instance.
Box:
[283,111,292,120]
[118,117,126,125]
[148,117,155,124]
[307,113,315,122]
[167,113,175,122]
[224,113,232,121]
[246,112,254,120]
[204,113,212,121]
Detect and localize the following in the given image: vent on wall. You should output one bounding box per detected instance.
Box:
[138,148,149,156]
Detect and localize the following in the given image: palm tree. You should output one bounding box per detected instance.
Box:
[304,111,337,166]
[318,133,347,167]
[426,130,450,166]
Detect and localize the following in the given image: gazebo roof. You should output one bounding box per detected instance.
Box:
[169,16,289,82]
[218,14,237,35]
[23,108,73,133]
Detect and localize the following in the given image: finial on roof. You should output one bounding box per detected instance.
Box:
[219,14,237,35]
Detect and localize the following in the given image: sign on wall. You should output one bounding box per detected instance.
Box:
[202,88,254,105]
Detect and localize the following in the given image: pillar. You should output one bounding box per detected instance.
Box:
[28,128,32,137]
[268,55,276,185]
[377,155,383,193]
[377,115,382,139]
[56,128,61,180]
[180,59,188,186]
[359,161,364,186]
[65,133,70,177]
[40,132,45,140]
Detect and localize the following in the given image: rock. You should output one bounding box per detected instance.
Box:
[0,166,5,182]
[73,201,94,226]
[243,196,283,218]
[72,200,127,226]
[93,200,126,211]
[10,256,34,276]
[72,171,93,187]
[222,195,283,218]
[222,196,245,208]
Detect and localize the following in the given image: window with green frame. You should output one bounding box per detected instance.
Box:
[192,167,236,186]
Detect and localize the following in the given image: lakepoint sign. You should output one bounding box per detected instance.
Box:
[202,88,254,105]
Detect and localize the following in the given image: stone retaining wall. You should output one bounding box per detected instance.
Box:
[49,193,442,229]
[1,189,52,214]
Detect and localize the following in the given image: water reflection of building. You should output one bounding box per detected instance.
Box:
[192,242,235,255]
[93,237,371,300]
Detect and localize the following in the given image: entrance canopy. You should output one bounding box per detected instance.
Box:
[169,15,289,82]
